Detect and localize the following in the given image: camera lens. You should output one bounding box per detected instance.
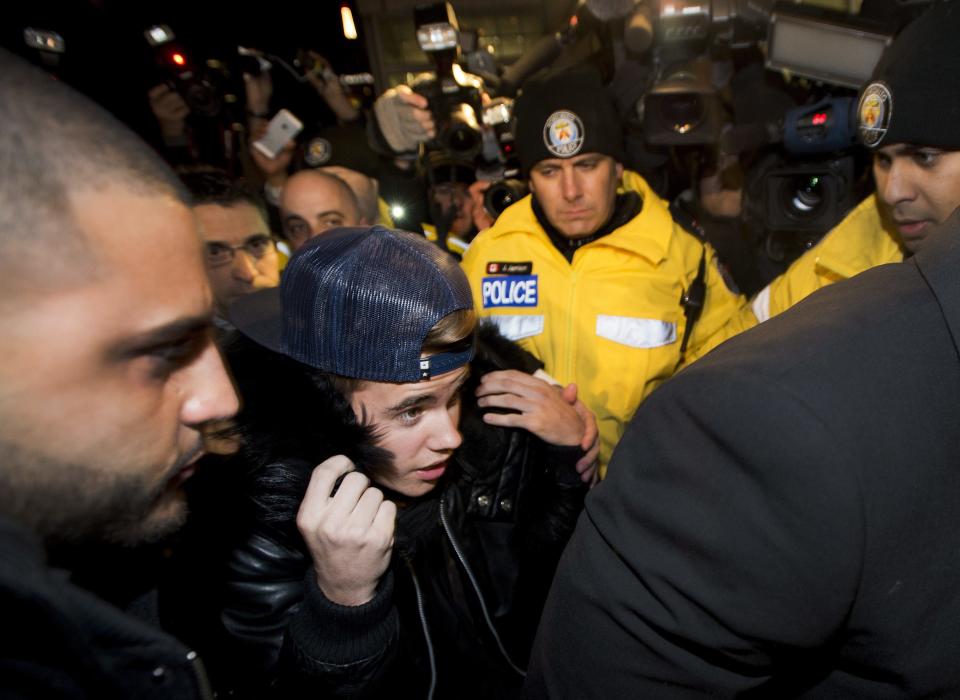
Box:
[484,179,529,219]
[444,123,481,155]
[782,175,825,221]
[659,94,704,135]
[444,103,482,156]
[185,80,221,117]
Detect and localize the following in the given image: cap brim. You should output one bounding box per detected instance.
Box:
[227,287,283,354]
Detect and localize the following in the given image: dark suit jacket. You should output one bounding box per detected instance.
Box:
[525,212,960,698]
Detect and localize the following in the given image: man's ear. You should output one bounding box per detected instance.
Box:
[615,161,624,180]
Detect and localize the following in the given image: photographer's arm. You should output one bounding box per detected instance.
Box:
[304,53,360,124]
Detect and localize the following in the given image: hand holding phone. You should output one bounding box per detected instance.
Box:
[252,108,303,159]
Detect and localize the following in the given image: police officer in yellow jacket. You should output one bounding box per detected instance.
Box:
[688,11,960,363]
[461,67,741,475]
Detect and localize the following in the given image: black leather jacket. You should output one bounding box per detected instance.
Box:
[218,324,586,699]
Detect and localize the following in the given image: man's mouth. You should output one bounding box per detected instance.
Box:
[895,219,931,237]
[167,443,205,488]
[415,461,448,481]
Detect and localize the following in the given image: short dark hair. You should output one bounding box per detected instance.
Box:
[0,49,189,293]
[179,167,269,221]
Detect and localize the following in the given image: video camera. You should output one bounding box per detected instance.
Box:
[729,96,865,262]
[632,0,772,146]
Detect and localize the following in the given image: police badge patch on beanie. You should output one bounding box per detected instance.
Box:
[858,82,892,147]
[543,111,585,157]
[304,137,332,167]
[856,1,960,151]
[514,66,624,172]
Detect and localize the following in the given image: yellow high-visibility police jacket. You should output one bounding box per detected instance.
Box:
[461,171,742,475]
[685,194,905,364]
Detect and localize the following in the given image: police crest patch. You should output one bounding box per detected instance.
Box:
[858,82,893,147]
[305,137,333,167]
[543,110,584,158]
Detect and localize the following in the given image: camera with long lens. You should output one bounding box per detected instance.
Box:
[411,2,487,159]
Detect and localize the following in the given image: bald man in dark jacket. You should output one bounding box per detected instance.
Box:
[525,207,960,698]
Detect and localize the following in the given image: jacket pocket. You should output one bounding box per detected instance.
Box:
[488,314,545,341]
[596,314,676,348]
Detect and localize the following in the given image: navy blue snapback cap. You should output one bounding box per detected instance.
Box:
[229,225,475,382]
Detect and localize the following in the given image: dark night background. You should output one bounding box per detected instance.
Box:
[2,0,371,139]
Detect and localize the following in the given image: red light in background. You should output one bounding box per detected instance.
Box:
[812,112,828,126]
[171,52,186,66]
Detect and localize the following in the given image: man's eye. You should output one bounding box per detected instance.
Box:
[285,220,309,240]
[915,151,940,167]
[246,236,273,256]
[205,243,231,263]
[576,160,598,170]
[147,335,205,377]
[321,217,344,230]
[398,407,423,424]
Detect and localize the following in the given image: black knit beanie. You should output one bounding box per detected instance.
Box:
[858,1,960,150]
[515,66,625,172]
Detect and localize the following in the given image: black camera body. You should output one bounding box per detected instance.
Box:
[144,26,239,120]
[412,68,486,159]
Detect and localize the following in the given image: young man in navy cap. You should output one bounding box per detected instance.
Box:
[461,67,741,476]
[218,225,595,698]
[689,0,960,361]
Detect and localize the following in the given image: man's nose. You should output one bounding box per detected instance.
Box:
[561,169,581,201]
[231,250,258,282]
[878,162,916,209]
[430,409,463,452]
[180,342,240,429]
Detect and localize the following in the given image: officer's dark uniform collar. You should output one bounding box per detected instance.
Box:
[533,191,642,263]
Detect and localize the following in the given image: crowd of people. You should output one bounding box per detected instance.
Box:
[4,1,960,698]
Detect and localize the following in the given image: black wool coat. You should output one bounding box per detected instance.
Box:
[526,210,960,698]
[0,517,212,699]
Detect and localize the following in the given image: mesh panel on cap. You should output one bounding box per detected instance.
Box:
[279,226,473,382]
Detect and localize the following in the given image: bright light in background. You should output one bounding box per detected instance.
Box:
[341,5,358,40]
[390,205,406,220]
[171,52,186,66]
